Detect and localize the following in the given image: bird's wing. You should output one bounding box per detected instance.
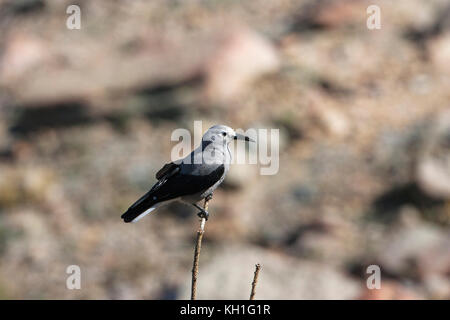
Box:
[156,162,180,180]
[122,163,224,222]
[150,164,225,202]
[124,162,225,211]
[150,162,181,193]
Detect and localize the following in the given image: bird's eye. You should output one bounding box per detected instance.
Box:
[221,132,227,137]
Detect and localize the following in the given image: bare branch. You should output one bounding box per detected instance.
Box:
[250,263,261,300]
[190,197,210,300]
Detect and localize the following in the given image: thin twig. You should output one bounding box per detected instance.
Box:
[250,263,261,300]
[190,197,210,300]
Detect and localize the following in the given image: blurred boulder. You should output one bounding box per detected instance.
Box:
[291,0,367,31]
[309,92,350,138]
[0,32,49,82]
[0,166,56,207]
[284,214,361,265]
[309,0,367,29]
[429,33,450,74]
[423,274,450,299]
[416,237,450,279]
[416,110,450,199]
[204,28,280,103]
[376,220,450,279]
[0,167,21,207]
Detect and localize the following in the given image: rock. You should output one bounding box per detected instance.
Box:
[423,274,450,299]
[0,166,55,207]
[0,33,49,82]
[304,90,351,139]
[0,25,214,106]
[376,222,449,278]
[429,33,450,75]
[416,110,450,199]
[416,237,450,278]
[22,166,56,202]
[291,0,367,31]
[287,214,360,265]
[204,28,280,103]
[0,167,23,207]
[311,0,367,29]
[313,104,350,138]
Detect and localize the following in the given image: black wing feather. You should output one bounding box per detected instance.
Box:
[149,165,224,202]
[121,164,224,222]
[156,162,179,180]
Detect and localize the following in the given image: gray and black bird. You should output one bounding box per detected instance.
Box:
[121,125,253,223]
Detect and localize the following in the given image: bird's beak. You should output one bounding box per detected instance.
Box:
[234,133,255,142]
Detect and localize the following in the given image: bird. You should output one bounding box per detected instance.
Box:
[121,125,254,223]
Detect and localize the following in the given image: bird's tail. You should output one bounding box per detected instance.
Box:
[121,201,160,223]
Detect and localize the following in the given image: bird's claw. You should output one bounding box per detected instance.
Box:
[193,203,210,220]
[197,209,209,221]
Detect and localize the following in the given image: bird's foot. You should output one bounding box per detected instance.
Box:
[197,210,209,221]
[193,204,209,221]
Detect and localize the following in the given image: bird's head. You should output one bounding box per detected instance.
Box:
[202,125,254,145]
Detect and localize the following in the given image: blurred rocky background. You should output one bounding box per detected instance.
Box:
[0,0,449,299]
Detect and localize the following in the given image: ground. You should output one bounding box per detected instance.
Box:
[0,0,449,299]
